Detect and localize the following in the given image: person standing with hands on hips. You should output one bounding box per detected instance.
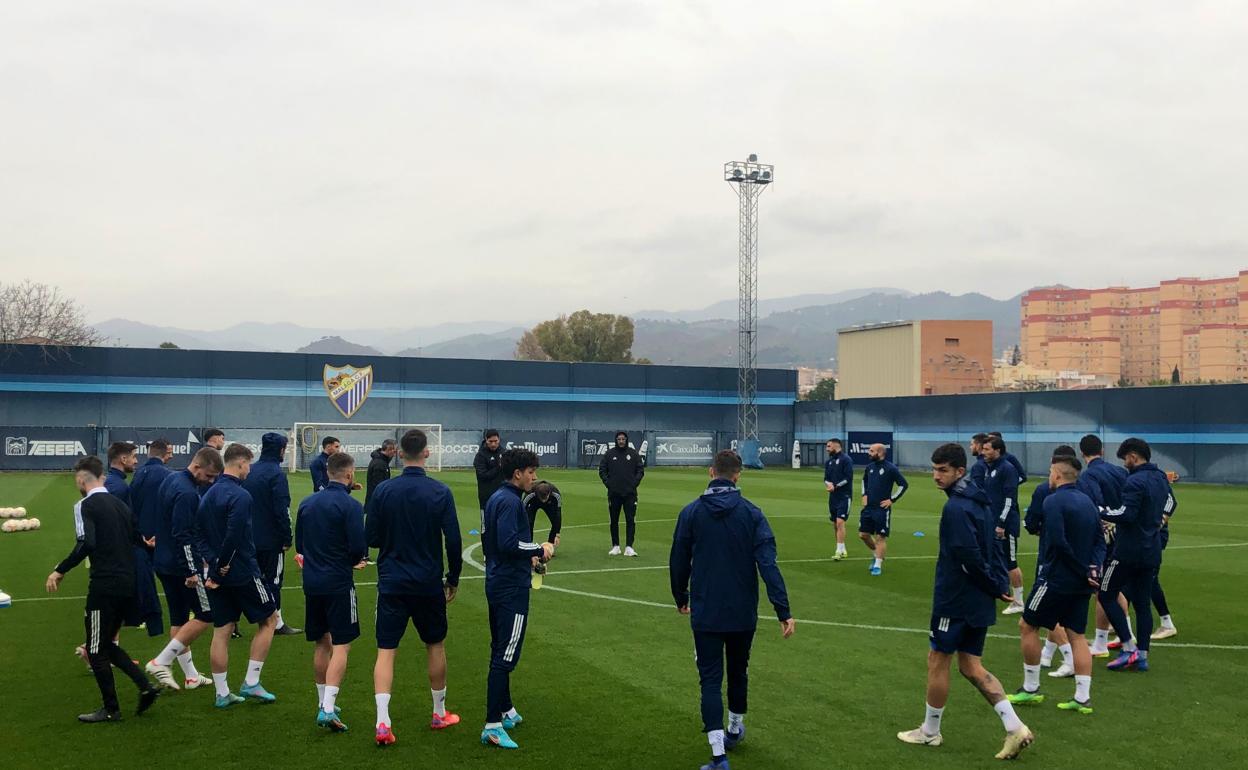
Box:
[600,431,644,557]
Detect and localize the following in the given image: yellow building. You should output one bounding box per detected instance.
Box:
[837,320,993,399]
[1021,270,1248,384]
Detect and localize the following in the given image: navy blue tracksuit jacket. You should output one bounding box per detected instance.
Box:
[244,437,293,553]
[861,460,908,508]
[1101,462,1175,568]
[154,469,205,578]
[130,458,172,539]
[824,452,853,500]
[195,474,261,586]
[982,456,1020,535]
[932,478,1006,628]
[669,479,792,632]
[1084,457,1128,510]
[481,483,544,599]
[1035,484,1104,592]
[295,482,367,595]
[365,466,463,596]
[309,451,331,493]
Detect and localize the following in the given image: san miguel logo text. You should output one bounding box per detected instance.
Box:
[323,364,374,419]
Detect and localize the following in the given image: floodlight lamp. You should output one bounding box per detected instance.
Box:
[749,170,759,180]
[748,153,758,162]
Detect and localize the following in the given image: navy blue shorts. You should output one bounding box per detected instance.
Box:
[1022,583,1091,634]
[207,577,276,628]
[997,534,1019,570]
[157,572,213,626]
[828,495,849,521]
[305,589,360,645]
[929,615,988,656]
[859,506,891,537]
[375,592,448,649]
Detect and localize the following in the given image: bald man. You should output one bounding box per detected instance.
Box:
[859,444,909,576]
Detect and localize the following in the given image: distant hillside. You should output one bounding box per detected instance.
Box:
[635,287,912,322]
[295,336,383,356]
[394,328,526,359]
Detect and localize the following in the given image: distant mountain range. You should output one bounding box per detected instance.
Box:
[92,288,1021,367]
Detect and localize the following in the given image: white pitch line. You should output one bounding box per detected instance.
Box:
[458,542,1248,651]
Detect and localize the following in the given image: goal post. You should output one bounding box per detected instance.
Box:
[290,422,443,473]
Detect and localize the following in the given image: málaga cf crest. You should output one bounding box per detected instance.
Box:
[323,364,374,419]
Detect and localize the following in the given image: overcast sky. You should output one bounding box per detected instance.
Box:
[2,2,1246,327]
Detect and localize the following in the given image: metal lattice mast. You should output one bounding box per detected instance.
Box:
[724,154,773,442]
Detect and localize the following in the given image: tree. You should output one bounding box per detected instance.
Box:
[804,376,837,401]
[1171,365,1181,384]
[0,280,104,348]
[515,310,636,363]
[159,341,180,349]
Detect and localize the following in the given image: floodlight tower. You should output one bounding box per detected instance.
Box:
[724,153,773,444]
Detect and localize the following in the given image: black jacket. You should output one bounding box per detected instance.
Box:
[473,442,503,510]
[599,445,644,497]
[365,448,392,507]
[56,488,141,597]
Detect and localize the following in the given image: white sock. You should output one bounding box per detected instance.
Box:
[1040,640,1057,665]
[1059,643,1073,664]
[1094,629,1109,647]
[1074,674,1091,703]
[1161,614,1174,629]
[322,685,339,713]
[1124,638,1138,653]
[376,693,391,727]
[708,729,726,757]
[154,639,186,667]
[317,683,326,707]
[244,659,264,686]
[432,687,447,717]
[728,711,744,733]
[504,707,519,720]
[873,557,883,568]
[994,700,1023,733]
[1137,648,1148,659]
[922,703,944,736]
[836,543,846,554]
[485,721,503,729]
[176,651,199,680]
[1023,664,1041,692]
[212,671,230,698]
[1013,586,1024,603]
[274,611,285,630]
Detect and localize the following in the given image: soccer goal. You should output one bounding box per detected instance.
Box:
[290,422,443,473]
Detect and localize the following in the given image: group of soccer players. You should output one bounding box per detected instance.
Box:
[824,431,1176,760]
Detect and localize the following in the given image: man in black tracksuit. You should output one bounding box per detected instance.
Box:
[47,456,160,722]
[599,431,644,556]
[366,439,397,508]
[522,481,562,545]
[670,450,793,770]
[474,429,504,514]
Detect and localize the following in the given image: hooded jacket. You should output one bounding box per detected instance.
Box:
[1035,483,1104,593]
[243,432,292,552]
[932,478,1006,628]
[473,440,503,510]
[365,448,393,507]
[599,441,645,497]
[669,478,791,633]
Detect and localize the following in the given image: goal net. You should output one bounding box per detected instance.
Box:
[291,423,443,473]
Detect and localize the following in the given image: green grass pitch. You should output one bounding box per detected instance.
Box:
[1,467,1246,768]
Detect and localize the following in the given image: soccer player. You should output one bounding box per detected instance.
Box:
[101,441,165,644]
[309,435,339,493]
[987,432,1028,484]
[367,428,464,746]
[1099,437,1175,671]
[969,433,990,486]
[1008,455,1103,714]
[823,438,853,560]
[203,428,226,452]
[145,448,222,691]
[195,443,280,707]
[129,439,172,637]
[474,429,504,514]
[480,448,555,750]
[46,456,161,722]
[670,450,795,770]
[858,443,907,576]
[103,441,139,504]
[523,480,563,546]
[600,431,645,556]
[1079,434,1131,656]
[980,436,1025,613]
[296,451,367,732]
[366,438,397,508]
[896,443,1031,760]
[244,432,300,636]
